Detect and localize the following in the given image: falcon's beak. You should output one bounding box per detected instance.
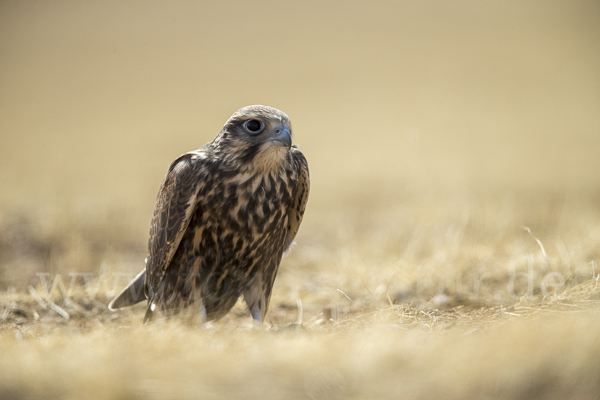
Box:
[269,126,292,148]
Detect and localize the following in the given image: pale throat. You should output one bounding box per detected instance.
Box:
[246,146,289,173]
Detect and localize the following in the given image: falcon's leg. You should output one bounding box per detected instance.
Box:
[196,299,207,328]
[250,309,262,324]
[243,275,268,328]
[184,280,207,328]
[178,294,207,327]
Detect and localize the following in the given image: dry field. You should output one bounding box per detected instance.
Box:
[1,1,600,399]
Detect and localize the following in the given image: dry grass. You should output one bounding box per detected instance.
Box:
[2,191,600,399]
[1,0,600,399]
[2,282,600,400]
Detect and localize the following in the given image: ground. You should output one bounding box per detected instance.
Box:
[1,190,600,399]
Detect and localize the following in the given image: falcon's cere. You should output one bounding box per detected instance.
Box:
[108,105,310,324]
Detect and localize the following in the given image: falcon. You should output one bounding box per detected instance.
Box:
[108,105,309,325]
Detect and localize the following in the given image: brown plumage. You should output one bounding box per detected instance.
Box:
[108,105,309,324]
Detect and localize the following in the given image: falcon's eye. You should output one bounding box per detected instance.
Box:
[243,119,265,134]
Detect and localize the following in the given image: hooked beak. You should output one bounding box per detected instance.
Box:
[269,126,292,148]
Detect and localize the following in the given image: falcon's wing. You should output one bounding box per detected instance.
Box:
[284,149,310,251]
[145,151,207,293]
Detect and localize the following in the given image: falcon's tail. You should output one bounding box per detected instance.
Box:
[108,269,147,310]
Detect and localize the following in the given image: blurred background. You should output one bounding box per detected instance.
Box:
[0,0,599,294]
[2,0,599,204]
[3,3,600,398]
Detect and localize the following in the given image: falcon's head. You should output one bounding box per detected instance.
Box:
[211,105,293,170]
